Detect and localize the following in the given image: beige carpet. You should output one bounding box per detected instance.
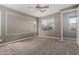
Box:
[0,37,79,55]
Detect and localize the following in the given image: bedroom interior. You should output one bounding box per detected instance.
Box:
[0,4,79,55]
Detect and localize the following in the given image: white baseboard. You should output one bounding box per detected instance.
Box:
[63,37,76,40]
[38,35,76,41]
[0,35,76,47]
[38,35,60,40]
[0,35,37,46]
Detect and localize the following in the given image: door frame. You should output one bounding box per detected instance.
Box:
[60,8,77,41]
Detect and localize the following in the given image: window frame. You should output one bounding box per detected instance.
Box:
[68,15,77,32]
[41,18,55,31]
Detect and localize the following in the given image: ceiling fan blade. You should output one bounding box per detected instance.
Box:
[36,4,49,9]
[40,9,47,13]
[41,6,49,8]
[36,4,41,8]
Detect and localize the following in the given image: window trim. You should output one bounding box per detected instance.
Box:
[41,18,55,31]
[68,16,77,32]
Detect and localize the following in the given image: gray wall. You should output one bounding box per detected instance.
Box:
[0,5,37,43]
[39,13,61,38]
[7,12,35,34]
[0,5,77,44]
[38,5,77,39]
[39,11,77,38]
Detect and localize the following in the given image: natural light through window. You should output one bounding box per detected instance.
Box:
[41,18,55,30]
[69,16,77,31]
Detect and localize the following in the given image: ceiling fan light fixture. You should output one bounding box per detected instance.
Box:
[40,9,47,13]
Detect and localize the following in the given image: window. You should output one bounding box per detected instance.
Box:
[41,19,55,30]
[69,16,77,31]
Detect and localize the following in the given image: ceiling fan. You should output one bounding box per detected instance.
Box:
[36,4,49,9]
[28,4,49,13]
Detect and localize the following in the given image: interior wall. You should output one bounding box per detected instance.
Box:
[39,9,77,39]
[39,13,61,38]
[0,5,37,43]
[6,12,35,34]
[0,5,77,44]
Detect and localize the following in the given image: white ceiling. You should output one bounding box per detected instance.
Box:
[1,4,74,17]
